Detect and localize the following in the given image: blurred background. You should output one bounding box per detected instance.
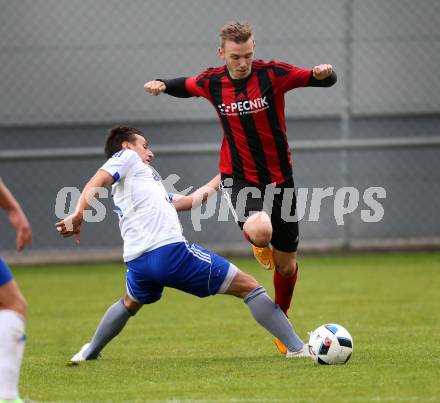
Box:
[1,0,439,264]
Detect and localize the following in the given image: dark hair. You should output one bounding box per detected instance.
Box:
[104,126,144,159]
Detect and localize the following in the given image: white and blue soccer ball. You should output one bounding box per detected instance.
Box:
[308,323,353,365]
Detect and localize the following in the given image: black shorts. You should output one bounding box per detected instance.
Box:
[220,175,299,253]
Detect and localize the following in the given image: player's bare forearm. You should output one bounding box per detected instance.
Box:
[172,194,194,212]
[55,169,113,240]
[0,178,33,251]
[0,178,21,212]
[74,170,113,215]
[173,174,220,212]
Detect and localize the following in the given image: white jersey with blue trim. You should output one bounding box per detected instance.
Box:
[100,149,185,262]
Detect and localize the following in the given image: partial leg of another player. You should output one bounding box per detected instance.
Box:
[0,259,27,403]
[272,249,298,314]
[272,249,299,354]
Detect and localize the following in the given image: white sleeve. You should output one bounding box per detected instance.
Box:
[100,149,140,183]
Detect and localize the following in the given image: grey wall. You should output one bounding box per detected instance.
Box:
[2,0,439,125]
[1,0,440,258]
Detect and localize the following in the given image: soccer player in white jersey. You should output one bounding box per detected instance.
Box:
[56,126,309,362]
[0,179,32,403]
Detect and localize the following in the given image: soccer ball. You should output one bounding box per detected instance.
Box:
[308,323,353,365]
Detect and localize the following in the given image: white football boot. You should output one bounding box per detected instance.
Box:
[286,344,311,358]
[70,343,91,364]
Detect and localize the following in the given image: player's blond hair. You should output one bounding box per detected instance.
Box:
[219,21,254,48]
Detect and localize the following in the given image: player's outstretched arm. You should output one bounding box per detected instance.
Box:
[309,64,337,87]
[0,178,32,251]
[144,77,192,98]
[55,170,113,242]
[173,174,220,212]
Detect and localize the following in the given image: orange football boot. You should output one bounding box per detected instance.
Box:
[252,245,276,271]
[274,338,288,355]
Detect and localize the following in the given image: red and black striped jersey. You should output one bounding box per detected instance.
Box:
[185,60,312,185]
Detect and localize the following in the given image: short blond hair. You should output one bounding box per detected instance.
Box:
[219,21,254,48]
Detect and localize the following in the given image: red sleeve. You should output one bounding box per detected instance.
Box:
[273,62,312,93]
[185,69,213,98]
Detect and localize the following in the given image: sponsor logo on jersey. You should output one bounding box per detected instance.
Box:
[217,96,269,116]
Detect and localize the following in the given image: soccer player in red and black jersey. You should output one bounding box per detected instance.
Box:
[144,21,337,355]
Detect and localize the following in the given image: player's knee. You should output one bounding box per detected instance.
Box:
[238,274,260,298]
[226,271,260,298]
[246,275,260,291]
[3,295,27,318]
[252,228,272,247]
[122,294,143,315]
[243,212,272,247]
[17,296,27,318]
[244,221,272,247]
[276,260,297,277]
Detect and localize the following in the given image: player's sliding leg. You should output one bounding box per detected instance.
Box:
[71,296,141,363]
[243,213,300,354]
[243,286,305,355]
[71,243,308,363]
[243,212,276,271]
[225,269,308,357]
[0,259,27,402]
[272,249,299,354]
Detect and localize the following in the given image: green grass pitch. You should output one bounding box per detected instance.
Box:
[13,251,440,402]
